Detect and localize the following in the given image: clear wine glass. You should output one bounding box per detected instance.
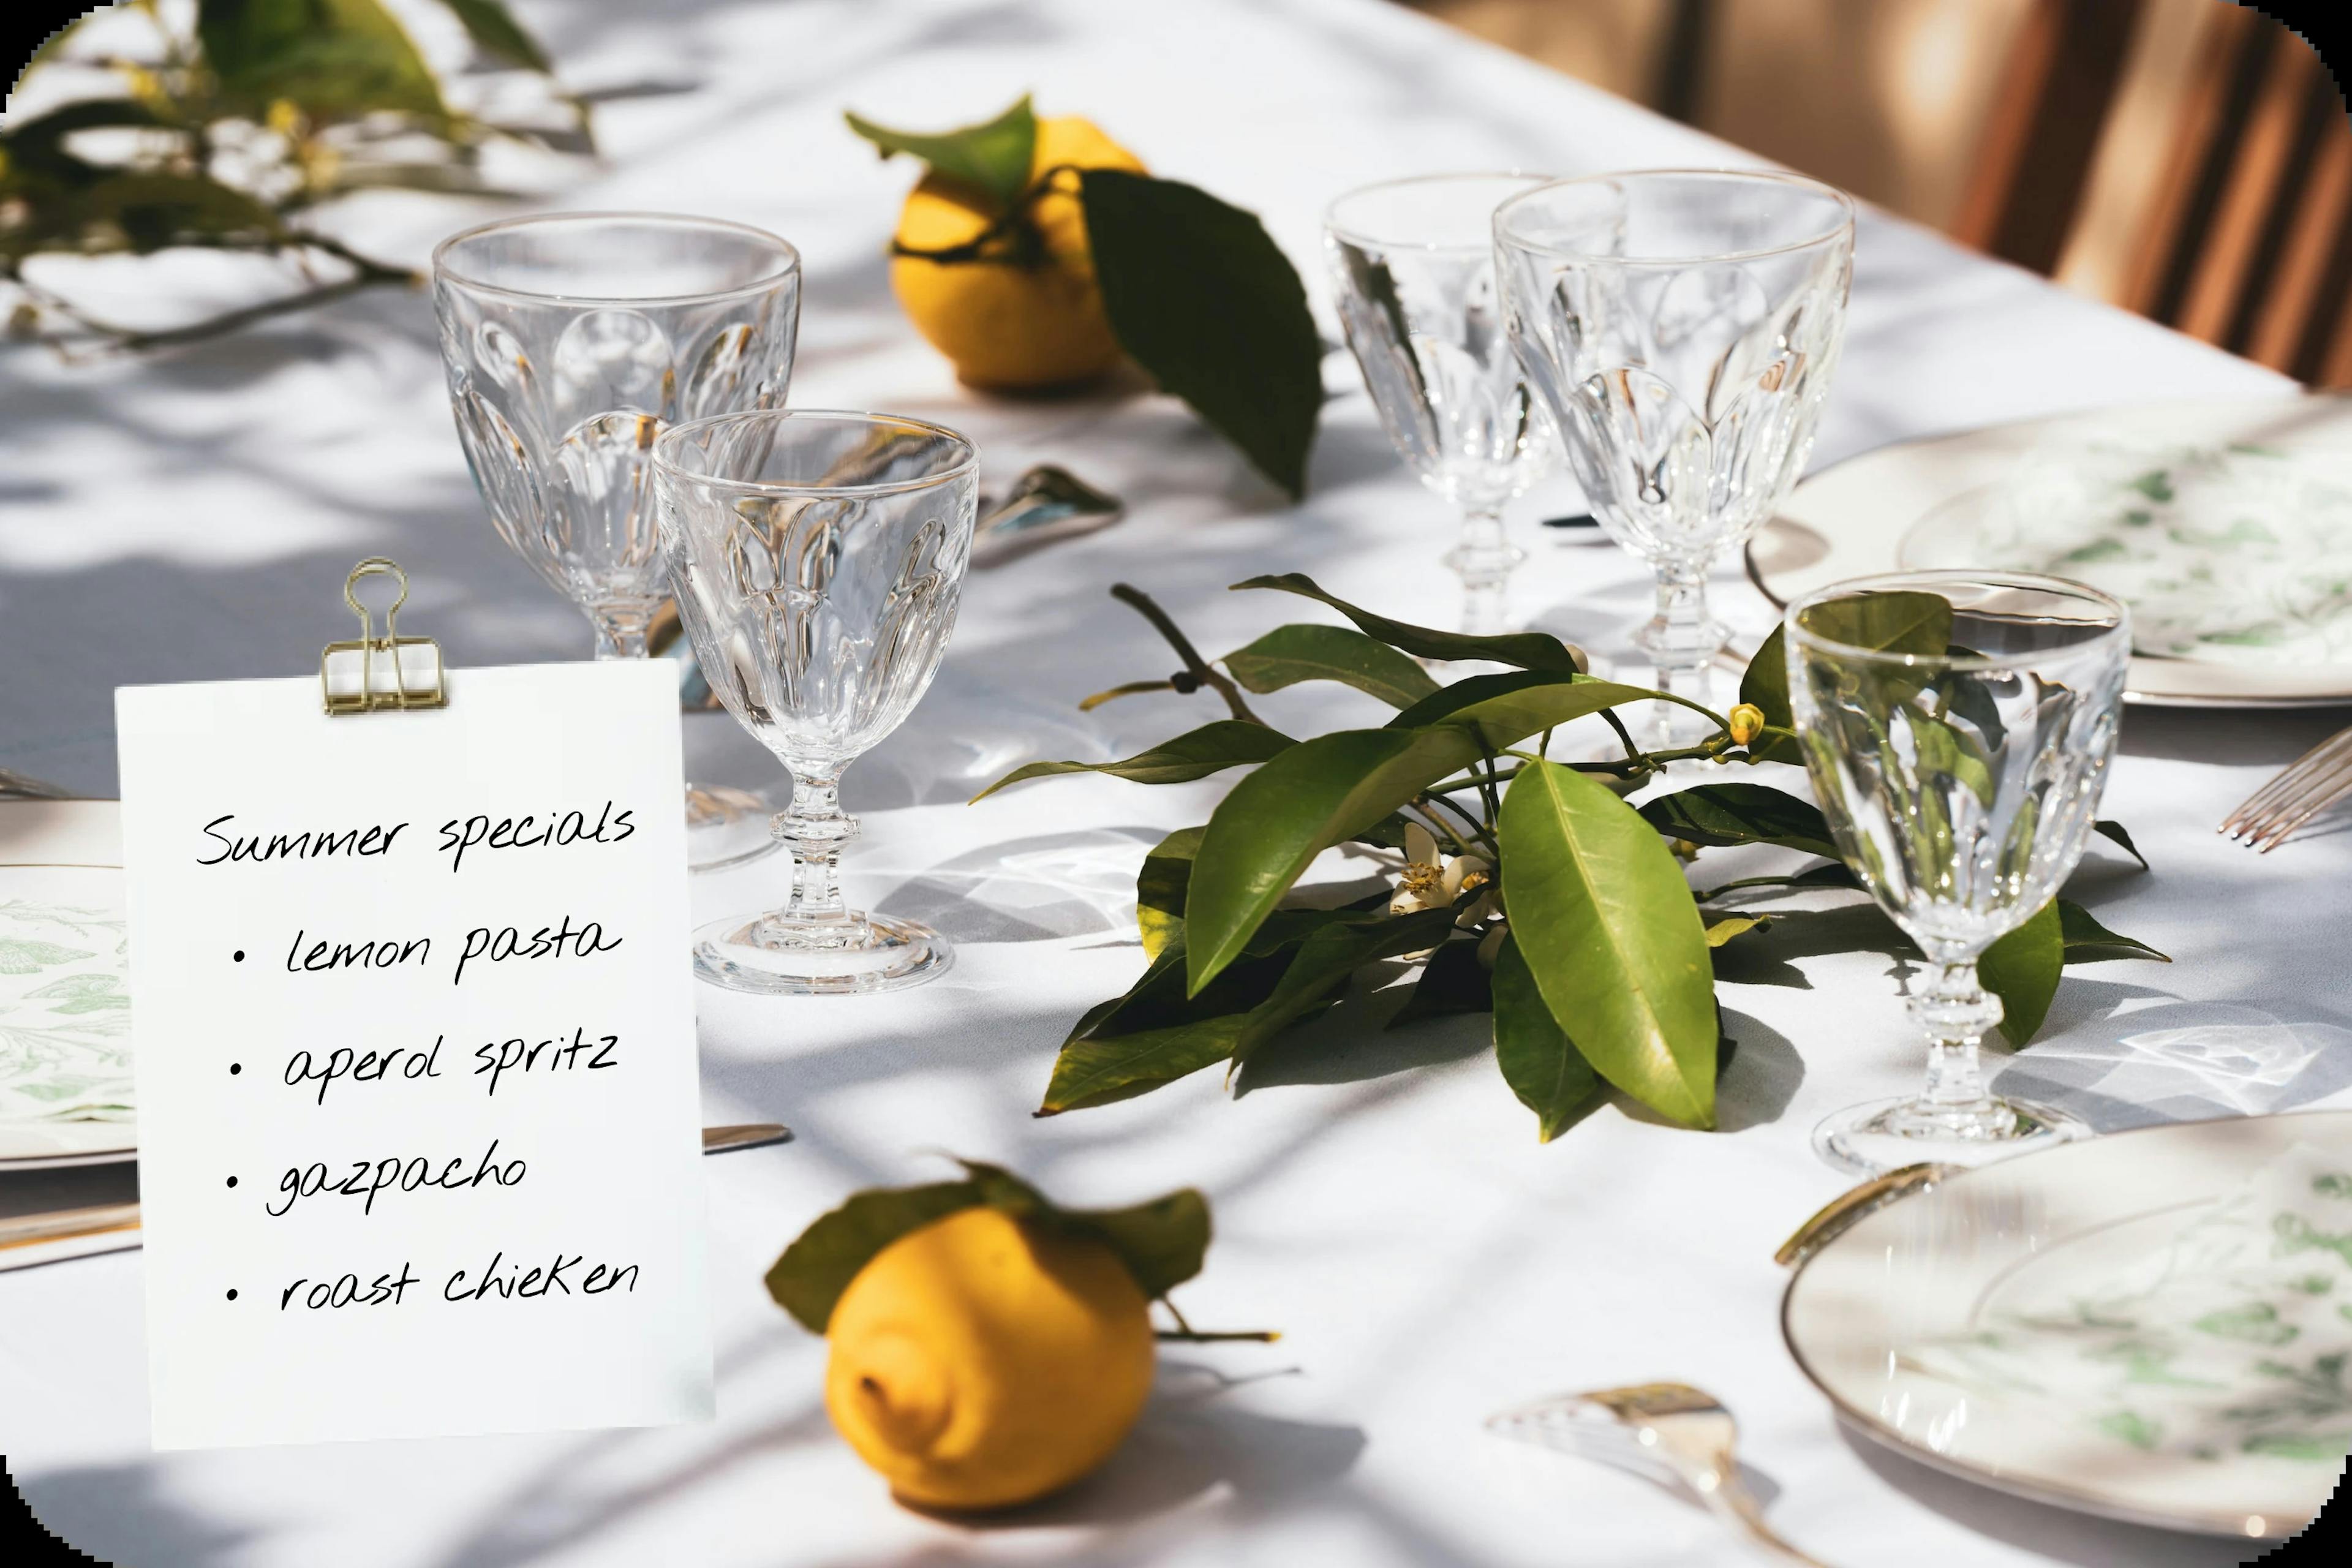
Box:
[430,211,802,872]
[1787,571,2132,1176]
[1495,170,1853,737]
[652,410,978,995]
[1326,173,1556,636]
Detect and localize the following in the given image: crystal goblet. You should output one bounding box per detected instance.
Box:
[1788,571,2131,1176]
[1496,170,1853,736]
[1326,173,1556,637]
[430,211,802,872]
[652,410,978,995]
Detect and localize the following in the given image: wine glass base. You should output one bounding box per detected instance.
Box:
[686,784,783,875]
[692,911,953,996]
[1812,1095,2090,1178]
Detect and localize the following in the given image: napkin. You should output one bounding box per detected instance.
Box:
[1905,1142,2352,1466]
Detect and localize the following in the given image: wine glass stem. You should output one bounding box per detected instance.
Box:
[778,769,859,929]
[1645,566,1716,690]
[1446,508,1522,637]
[1635,565,1725,744]
[1911,959,2004,1115]
[593,606,655,662]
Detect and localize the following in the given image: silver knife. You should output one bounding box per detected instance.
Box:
[0,1123,791,1264]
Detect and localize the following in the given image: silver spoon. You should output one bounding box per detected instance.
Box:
[970,464,1125,568]
[1488,1382,1833,1567]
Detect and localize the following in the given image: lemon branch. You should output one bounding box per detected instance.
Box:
[7,237,419,356]
[1107,582,1267,726]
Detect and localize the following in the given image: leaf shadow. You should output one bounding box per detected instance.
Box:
[1231,963,1493,1095]
[1713,1008,1805,1133]
[1709,901,1915,991]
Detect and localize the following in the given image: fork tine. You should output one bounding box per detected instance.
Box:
[2222,727,2352,843]
[2227,729,2352,823]
[2230,771,2342,851]
[2234,750,2352,848]
[2252,760,2352,851]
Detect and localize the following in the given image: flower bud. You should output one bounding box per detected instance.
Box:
[1727,703,1766,747]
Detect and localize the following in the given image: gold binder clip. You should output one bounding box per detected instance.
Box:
[321,559,447,715]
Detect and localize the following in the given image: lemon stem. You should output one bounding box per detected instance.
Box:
[1155,1296,1280,1343]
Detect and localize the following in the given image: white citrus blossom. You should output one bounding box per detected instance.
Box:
[1389,823,1502,929]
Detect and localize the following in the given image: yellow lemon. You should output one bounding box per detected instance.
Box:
[824,1204,1156,1510]
[890,116,1147,390]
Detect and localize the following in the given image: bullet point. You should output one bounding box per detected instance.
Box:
[233,949,245,962]
[225,1289,238,1302]
[229,1063,241,1075]
[225,1175,238,1188]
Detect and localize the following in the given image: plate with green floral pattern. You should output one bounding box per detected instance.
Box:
[1784,1110,2352,1539]
[1749,394,2352,706]
[1,801,135,1169]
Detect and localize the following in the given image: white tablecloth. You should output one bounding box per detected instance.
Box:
[2,2,2343,1564]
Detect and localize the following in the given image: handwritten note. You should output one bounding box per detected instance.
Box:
[116,662,711,1450]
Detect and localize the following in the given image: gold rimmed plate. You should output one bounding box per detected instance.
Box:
[1781,1110,2352,1540]
[1748,394,2352,709]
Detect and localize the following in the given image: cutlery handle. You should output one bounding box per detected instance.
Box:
[0,1202,141,1251]
[1705,1480,1836,1568]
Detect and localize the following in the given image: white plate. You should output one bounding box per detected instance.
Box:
[1783,1111,2352,1539]
[0,1118,137,1169]
[1747,395,2352,707]
[1,799,135,1169]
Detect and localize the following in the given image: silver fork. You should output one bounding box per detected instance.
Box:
[2219,723,2352,851]
[1488,1382,1833,1566]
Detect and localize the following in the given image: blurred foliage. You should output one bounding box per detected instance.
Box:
[2,0,584,351]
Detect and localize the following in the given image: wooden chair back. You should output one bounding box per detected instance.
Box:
[1959,1,2351,384]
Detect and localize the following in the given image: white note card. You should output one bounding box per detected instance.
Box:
[116,662,712,1450]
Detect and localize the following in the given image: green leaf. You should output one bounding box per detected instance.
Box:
[1389,937,1493,1026]
[1738,623,1798,763]
[74,171,284,252]
[1744,591,1953,764]
[1041,912,1354,1111]
[1224,624,1439,708]
[844,93,1037,209]
[2058,900,2171,965]
[438,0,553,72]
[1182,680,1665,995]
[1235,573,1585,673]
[1041,1012,1253,1112]
[764,1159,1212,1332]
[1497,761,1717,1128]
[1228,907,1458,1071]
[1638,783,1841,859]
[1385,671,1658,737]
[1981,897,2064,1046]
[2094,820,2150,870]
[1136,826,1203,959]
[1703,914,1770,947]
[200,0,450,127]
[950,1161,1210,1300]
[1082,168,1322,497]
[971,720,1292,801]
[1492,932,1602,1140]
[1793,590,1956,660]
[1051,1182,1211,1300]
[1183,727,1479,994]
[1134,829,1207,957]
[764,1178,982,1333]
